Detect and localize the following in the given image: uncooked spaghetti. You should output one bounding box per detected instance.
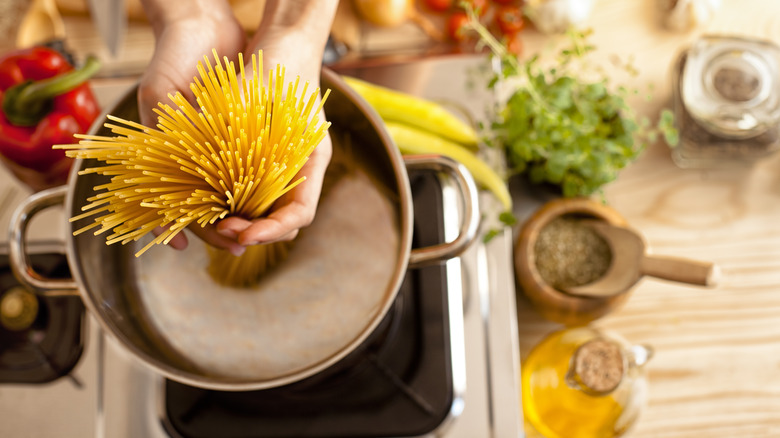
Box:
[59,50,330,286]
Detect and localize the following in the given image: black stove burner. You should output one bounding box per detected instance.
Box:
[163,170,455,438]
[0,249,86,384]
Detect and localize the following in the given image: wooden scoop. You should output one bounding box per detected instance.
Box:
[563,221,721,298]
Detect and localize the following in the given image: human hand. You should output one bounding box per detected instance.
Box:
[212,7,336,251]
[137,2,245,126]
[138,0,247,254]
[140,0,337,256]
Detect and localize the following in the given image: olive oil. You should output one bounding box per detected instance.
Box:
[522,327,652,438]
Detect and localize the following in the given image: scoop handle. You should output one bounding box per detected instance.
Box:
[640,255,721,287]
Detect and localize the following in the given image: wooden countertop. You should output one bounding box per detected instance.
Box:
[514,1,780,437]
[8,0,780,435]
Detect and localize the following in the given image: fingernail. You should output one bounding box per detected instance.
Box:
[217,228,238,239]
[229,245,246,257]
[239,238,260,246]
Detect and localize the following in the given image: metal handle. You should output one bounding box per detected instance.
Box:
[404,154,480,267]
[9,185,79,296]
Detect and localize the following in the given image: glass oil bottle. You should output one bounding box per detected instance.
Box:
[522,327,653,438]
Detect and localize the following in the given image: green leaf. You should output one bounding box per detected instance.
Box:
[528,163,547,184]
[544,152,568,183]
[499,211,517,226]
[664,129,680,147]
[658,109,680,147]
[547,77,575,109]
[468,19,672,198]
[483,229,500,243]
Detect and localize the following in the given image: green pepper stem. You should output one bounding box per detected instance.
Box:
[2,55,101,127]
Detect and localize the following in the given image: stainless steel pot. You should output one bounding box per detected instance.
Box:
[9,68,480,391]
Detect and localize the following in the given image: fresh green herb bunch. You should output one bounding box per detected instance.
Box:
[467,12,677,198]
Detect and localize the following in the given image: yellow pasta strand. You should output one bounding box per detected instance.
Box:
[206,242,291,288]
[58,50,330,286]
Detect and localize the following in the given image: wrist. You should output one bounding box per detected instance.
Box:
[253,0,337,52]
[140,0,237,36]
[247,0,338,82]
[258,0,338,32]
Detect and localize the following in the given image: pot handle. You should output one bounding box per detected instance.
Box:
[9,186,79,296]
[404,155,480,267]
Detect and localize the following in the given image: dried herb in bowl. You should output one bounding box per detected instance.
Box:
[534,216,612,290]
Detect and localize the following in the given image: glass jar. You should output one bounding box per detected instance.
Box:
[671,35,780,168]
[522,327,653,438]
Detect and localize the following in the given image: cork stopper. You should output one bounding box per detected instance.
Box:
[571,338,625,394]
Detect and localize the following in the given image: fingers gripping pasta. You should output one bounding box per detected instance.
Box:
[58,50,330,287]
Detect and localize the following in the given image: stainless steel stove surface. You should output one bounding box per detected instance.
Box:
[0,249,85,384]
[158,170,460,438]
[0,242,100,438]
[0,55,523,437]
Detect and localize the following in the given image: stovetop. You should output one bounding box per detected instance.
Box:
[0,55,524,438]
[0,250,85,384]
[0,176,522,438]
[159,170,458,438]
[0,243,100,438]
[95,167,521,438]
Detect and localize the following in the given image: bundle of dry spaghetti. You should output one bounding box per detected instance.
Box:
[59,49,330,287]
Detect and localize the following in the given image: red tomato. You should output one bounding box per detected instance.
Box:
[495,5,525,35]
[460,0,489,16]
[505,31,523,56]
[447,11,471,42]
[422,0,453,13]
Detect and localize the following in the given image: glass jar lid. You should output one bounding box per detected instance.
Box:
[682,35,780,139]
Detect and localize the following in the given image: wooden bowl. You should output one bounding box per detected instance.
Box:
[514,197,630,326]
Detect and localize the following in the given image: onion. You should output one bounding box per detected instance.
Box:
[524,0,595,35]
[660,0,721,32]
[352,0,444,40]
[353,0,412,27]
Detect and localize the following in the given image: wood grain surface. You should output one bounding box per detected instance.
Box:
[21,0,780,435]
[513,1,780,437]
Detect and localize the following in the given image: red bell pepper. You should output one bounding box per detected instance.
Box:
[0,46,101,190]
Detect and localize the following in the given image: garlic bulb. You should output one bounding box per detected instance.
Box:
[524,0,595,35]
[661,0,721,32]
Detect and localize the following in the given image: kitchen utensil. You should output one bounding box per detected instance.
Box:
[563,221,720,298]
[9,67,481,391]
[514,197,631,326]
[16,0,65,48]
[86,0,125,56]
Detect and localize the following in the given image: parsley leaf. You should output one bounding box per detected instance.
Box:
[465,11,678,198]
